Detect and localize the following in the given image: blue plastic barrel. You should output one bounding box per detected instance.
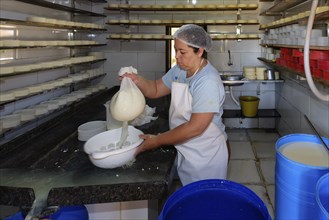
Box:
[44,205,88,220]
[316,173,329,220]
[158,179,271,220]
[5,205,88,220]
[275,134,329,220]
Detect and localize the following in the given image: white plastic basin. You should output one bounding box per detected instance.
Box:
[84,126,143,169]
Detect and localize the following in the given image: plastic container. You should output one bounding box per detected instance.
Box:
[158,179,271,220]
[316,173,329,220]
[5,205,88,220]
[318,60,329,71]
[84,126,143,168]
[78,120,107,141]
[310,51,329,60]
[275,134,329,220]
[239,96,260,117]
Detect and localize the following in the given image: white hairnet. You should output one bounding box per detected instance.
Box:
[173,24,212,52]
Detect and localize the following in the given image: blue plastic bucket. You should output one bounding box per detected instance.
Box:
[44,205,88,220]
[316,173,329,220]
[275,134,329,220]
[158,179,271,220]
[5,205,88,220]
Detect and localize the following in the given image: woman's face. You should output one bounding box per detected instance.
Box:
[174,39,202,71]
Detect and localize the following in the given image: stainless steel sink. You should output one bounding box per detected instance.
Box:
[220,75,244,86]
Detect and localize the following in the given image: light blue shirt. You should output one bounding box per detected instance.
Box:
[162,62,226,136]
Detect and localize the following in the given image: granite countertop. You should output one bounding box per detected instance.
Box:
[0,87,176,207]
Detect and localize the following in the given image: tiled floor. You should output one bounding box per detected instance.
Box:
[226,128,280,219]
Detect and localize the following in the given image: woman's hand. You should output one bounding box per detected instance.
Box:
[135,134,159,155]
[119,73,139,85]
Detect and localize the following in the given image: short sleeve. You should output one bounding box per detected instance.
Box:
[162,65,182,89]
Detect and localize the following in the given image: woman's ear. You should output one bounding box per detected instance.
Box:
[198,48,205,57]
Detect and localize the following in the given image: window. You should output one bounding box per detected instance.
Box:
[170,27,179,68]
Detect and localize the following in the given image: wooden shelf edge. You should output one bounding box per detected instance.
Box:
[90,0,107,2]
[107,21,260,26]
[260,44,329,51]
[107,36,260,41]
[16,0,106,17]
[260,0,305,15]
[105,4,258,11]
[0,59,107,78]
[259,10,329,29]
[0,18,106,31]
[0,44,107,50]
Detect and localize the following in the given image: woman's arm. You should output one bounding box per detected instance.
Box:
[135,112,215,155]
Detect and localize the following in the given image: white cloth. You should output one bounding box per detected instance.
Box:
[129,105,158,126]
[118,66,138,76]
[169,81,228,186]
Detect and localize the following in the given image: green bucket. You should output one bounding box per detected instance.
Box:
[239,96,260,117]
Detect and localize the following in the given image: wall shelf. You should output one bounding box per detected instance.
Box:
[105,3,258,11]
[105,2,260,48]
[0,87,107,136]
[0,58,106,78]
[258,57,329,86]
[223,109,281,118]
[260,44,329,51]
[0,73,106,106]
[0,18,106,31]
[0,43,106,50]
[0,0,107,145]
[260,0,306,16]
[16,0,106,17]
[107,19,259,26]
[260,8,329,29]
[89,0,107,2]
[108,34,260,41]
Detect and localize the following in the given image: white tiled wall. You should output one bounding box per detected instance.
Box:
[277,73,329,137]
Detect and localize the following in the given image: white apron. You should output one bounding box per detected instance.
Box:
[169,81,228,186]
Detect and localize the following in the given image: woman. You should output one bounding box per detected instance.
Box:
[122,24,228,186]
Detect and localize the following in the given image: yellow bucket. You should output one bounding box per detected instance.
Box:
[239,96,260,117]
